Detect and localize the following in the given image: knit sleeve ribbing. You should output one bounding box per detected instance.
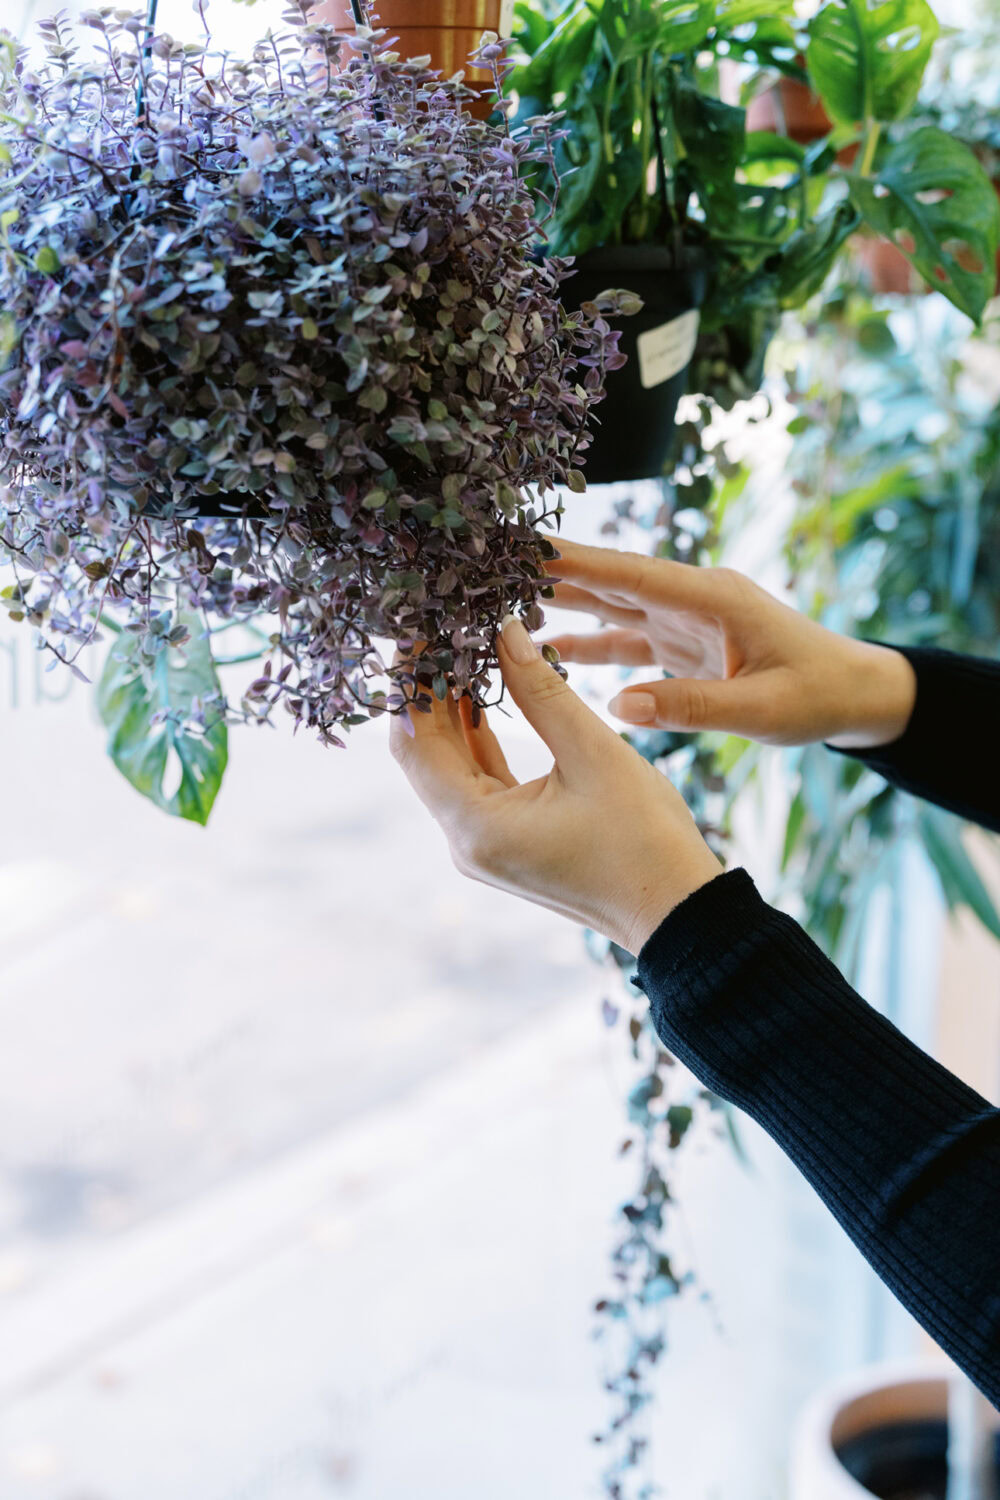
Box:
[635,867,1000,1408]
[829,645,1000,833]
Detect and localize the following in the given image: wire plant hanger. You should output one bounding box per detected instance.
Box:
[132,0,366,124]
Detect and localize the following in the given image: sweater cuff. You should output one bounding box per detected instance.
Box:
[634,867,766,991]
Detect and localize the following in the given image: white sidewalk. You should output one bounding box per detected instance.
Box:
[0,598,808,1500]
[0,987,795,1500]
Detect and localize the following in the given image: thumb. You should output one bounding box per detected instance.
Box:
[608,675,771,736]
[497,613,610,775]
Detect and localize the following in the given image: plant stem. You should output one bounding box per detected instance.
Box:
[858,119,881,178]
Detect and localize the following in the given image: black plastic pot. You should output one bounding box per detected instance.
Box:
[835,1419,1000,1499]
[145,488,268,521]
[561,246,707,486]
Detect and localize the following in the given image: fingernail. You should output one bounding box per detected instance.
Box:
[609,691,656,724]
[500,613,539,666]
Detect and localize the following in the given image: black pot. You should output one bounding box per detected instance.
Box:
[835,1419,1000,1499]
[145,489,269,522]
[561,246,708,486]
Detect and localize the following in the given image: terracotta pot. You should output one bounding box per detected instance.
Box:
[746,73,859,166]
[851,235,924,297]
[747,76,832,144]
[317,0,512,116]
[329,1,508,21]
[789,1362,1000,1500]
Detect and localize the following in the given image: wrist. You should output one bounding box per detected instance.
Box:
[622,847,723,957]
[825,641,917,751]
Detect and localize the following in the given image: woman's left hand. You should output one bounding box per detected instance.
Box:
[389,615,722,956]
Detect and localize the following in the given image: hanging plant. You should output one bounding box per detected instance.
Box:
[0,4,628,820]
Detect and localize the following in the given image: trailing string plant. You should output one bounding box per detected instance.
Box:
[583,441,760,1497]
[0,2,629,821]
[509,0,1000,414]
[586,713,746,1498]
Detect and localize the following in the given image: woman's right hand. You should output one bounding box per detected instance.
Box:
[543,537,917,750]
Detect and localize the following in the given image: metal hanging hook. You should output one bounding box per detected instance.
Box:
[134,0,159,124]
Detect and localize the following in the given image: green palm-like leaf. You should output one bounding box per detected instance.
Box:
[711,0,795,30]
[97,616,229,825]
[807,0,938,126]
[918,805,1000,943]
[847,127,1000,323]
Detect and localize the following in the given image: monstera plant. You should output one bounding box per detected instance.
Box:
[0,3,627,821]
[507,0,1000,480]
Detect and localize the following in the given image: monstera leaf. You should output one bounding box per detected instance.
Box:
[808,0,938,126]
[710,0,795,29]
[847,127,1000,322]
[97,615,228,825]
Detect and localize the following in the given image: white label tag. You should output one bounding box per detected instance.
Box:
[636,309,700,390]
[499,0,515,36]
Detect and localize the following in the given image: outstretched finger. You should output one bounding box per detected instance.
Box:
[546,537,718,614]
[542,629,655,667]
[458,696,518,788]
[607,671,778,737]
[388,656,483,815]
[496,613,616,779]
[548,580,647,628]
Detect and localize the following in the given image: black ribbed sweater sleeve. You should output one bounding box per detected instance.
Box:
[831,645,1000,833]
[635,869,1000,1408]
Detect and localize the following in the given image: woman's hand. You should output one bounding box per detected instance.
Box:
[389,617,722,956]
[544,538,917,749]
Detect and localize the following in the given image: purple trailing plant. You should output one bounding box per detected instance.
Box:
[0,2,630,819]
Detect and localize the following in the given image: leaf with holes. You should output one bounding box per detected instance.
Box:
[808,0,938,126]
[97,616,228,825]
[847,127,1000,322]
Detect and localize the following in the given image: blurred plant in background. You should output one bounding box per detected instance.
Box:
[587,283,1000,1499]
[766,289,1000,969]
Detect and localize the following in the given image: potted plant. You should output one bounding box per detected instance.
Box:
[508,0,1000,479]
[746,57,837,145]
[0,3,628,821]
[791,1363,1000,1499]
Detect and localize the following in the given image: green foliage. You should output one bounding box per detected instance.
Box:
[918,805,1000,942]
[510,0,1000,365]
[97,614,228,826]
[807,0,939,126]
[764,290,1000,963]
[585,275,1000,1499]
[846,127,1000,322]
